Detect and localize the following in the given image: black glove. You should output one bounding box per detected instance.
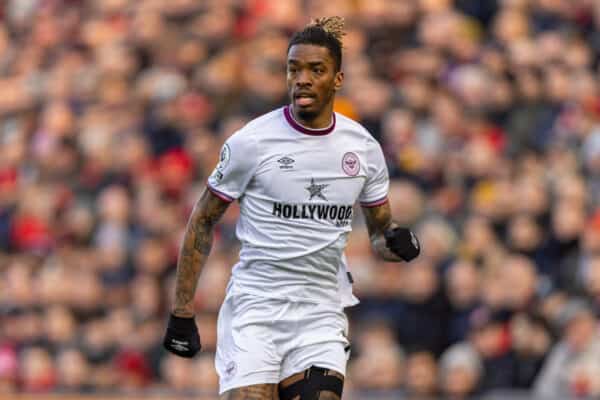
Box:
[163,314,201,358]
[384,227,420,262]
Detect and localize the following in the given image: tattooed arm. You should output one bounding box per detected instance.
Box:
[362,201,404,262]
[363,200,421,262]
[172,188,231,318]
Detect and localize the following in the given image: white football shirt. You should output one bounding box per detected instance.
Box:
[207,106,389,307]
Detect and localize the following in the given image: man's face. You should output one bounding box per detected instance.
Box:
[286,44,343,120]
[566,313,597,352]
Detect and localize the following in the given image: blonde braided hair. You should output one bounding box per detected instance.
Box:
[288,16,346,70]
[307,16,346,46]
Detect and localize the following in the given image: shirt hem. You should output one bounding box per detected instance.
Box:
[227,283,344,308]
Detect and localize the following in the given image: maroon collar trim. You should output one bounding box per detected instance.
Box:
[283,105,335,136]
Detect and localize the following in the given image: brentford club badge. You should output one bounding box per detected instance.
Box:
[342,152,360,176]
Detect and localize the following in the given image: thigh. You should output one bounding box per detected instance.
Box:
[281,340,348,382]
[280,306,350,381]
[279,368,344,400]
[221,383,279,400]
[216,293,285,394]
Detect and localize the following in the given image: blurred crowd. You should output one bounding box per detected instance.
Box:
[2,0,600,398]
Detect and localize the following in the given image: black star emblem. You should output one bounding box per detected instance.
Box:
[305,178,328,201]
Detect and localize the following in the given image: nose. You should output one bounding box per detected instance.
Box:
[295,69,312,87]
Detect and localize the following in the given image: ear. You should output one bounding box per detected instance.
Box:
[334,71,344,92]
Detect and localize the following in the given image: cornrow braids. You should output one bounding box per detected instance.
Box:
[288,16,346,71]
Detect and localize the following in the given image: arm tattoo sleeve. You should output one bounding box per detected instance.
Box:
[362,202,403,262]
[173,188,230,317]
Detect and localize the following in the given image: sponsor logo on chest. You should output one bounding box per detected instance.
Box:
[271,177,353,227]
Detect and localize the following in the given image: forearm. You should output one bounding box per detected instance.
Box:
[363,201,420,262]
[370,222,403,262]
[370,232,402,261]
[172,189,228,317]
[364,203,401,261]
[173,214,213,317]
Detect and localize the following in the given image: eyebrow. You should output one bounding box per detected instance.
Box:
[287,59,326,67]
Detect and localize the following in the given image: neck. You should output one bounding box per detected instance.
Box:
[291,103,334,129]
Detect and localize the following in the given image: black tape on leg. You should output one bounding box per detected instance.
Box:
[279,370,306,400]
[279,366,344,400]
[305,367,343,399]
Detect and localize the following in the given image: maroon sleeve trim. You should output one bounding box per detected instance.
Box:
[360,196,389,208]
[206,183,235,203]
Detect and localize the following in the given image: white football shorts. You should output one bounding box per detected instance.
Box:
[215,290,350,394]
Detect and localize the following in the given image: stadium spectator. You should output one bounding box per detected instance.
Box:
[438,342,482,399]
[534,299,600,398]
[404,349,438,399]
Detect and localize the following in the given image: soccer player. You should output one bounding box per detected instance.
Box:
[163,17,420,400]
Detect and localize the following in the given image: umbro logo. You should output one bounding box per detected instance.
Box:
[278,156,295,169]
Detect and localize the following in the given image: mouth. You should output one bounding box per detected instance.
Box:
[294,92,316,107]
